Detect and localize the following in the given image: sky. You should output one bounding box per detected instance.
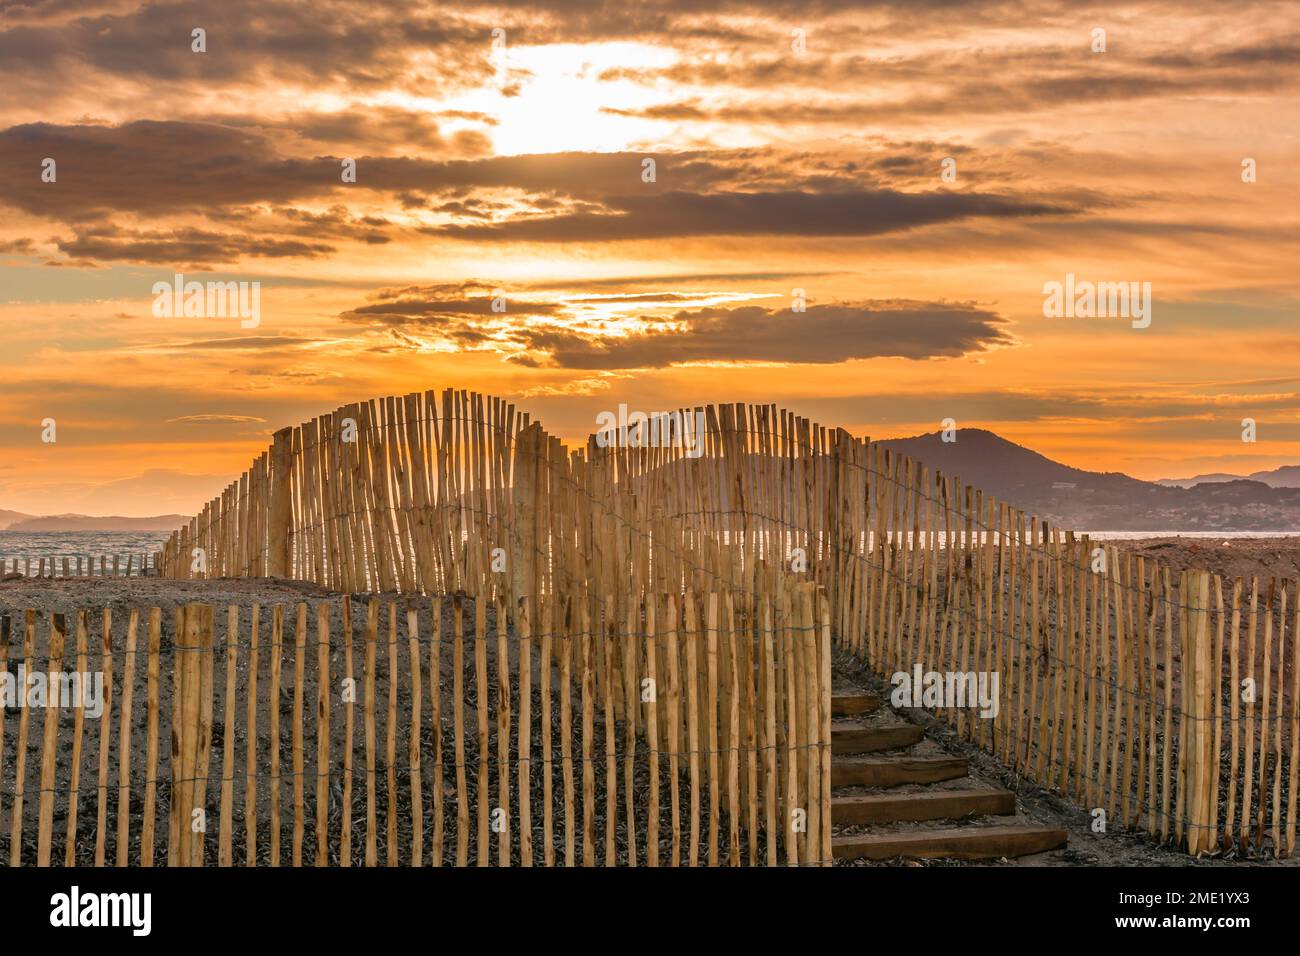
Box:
[1,0,1297,516]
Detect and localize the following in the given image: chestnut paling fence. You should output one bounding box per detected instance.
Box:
[1,554,157,579]
[0,583,831,867]
[2,387,1297,861]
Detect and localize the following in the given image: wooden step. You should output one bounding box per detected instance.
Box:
[831,693,880,718]
[831,723,923,755]
[831,755,967,789]
[832,789,1015,825]
[833,824,1067,861]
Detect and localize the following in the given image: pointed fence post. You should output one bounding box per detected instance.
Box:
[267,426,294,578]
[1183,571,1214,854]
[170,604,215,867]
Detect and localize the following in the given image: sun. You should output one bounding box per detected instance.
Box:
[441,41,680,155]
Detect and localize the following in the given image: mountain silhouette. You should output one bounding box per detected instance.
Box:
[875,428,1300,531]
[1158,464,1300,489]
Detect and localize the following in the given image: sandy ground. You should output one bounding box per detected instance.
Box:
[1109,536,1300,583]
[0,577,754,867]
[0,575,344,619]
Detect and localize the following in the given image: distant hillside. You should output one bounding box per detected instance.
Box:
[878,429,1148,500]
[1156,473,1247,489]
[1248,464,1300,488]
[877,429,1300,532]
[1158,464,1300,489]
[1,513,187,531]
[0,509,34,530]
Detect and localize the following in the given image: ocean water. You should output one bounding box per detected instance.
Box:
[0,531,171,572]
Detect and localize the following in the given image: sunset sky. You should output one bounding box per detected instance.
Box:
[1,0,1297,516]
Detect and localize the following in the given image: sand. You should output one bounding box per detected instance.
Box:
[1109,536,1300,583]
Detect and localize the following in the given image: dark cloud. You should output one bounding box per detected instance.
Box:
[0,0,487,89]
[337,282,1015,368]
[56,225,335,266]
[513,302,1015,368]
[0,121,335,220]
[211,205,396,243]
[221,106,495,158]
[519,270,839,289]
[607,62,1294,125]
[166,413,268,424]
[2,121,1072,261]
[344,288,566,325]
[156,335,324,350]
[600,36,1300,124]
[0,122,737,219]
[435,188,1070,241]
[568,293,705,303]
[5,0,1291,127]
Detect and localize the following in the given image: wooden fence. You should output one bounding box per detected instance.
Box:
[143,387,1297,858]
[0,583,831,867]
[824,437,1296,859]
[849,526,1297,858]
[2,554,156,579]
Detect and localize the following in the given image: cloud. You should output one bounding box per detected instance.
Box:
[436,188,1070,242]
[343,282,566,326]
[519,377,619,398]
[513,301,1016,368]
[340,284,1015,368]
[0,0,488,91]
[57,225,336,266]
[0,119,1076,265]
[251,105,492,156]
[599,36,1300,123]
[152,335,326,351]
[165,413,269,425]
[0,121,335,220]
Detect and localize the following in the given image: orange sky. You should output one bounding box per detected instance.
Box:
[1,0,1298,516]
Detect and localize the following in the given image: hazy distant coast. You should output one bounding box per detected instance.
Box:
[0,510,186,532]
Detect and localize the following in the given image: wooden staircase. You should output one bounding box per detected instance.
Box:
[830,691,1067,863]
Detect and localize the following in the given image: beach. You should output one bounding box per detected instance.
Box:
[1109,536,1300,583]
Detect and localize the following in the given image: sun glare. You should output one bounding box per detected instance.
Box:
[440,42,679,154]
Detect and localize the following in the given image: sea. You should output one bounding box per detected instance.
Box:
[0,531,173,571]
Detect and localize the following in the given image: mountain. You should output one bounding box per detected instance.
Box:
[1247,464,1300,488]
[1158,464,1300,489]
[0,509,34,530]
[878,429,1148,500]
[0,513,187,531]
[1156,473,1248,489]
[876,429,1300,531]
